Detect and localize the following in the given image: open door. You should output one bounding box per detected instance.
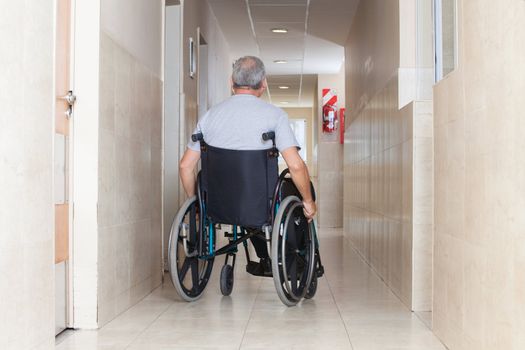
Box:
[55,0,75,336]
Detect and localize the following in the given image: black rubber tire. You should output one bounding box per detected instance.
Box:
[271,196,316,306]
[220,264,234,296]
[168,196,214,302]
[304,272,318,299]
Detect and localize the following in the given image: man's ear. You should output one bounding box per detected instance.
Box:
[229,77,235,95]
[261,78,268,90]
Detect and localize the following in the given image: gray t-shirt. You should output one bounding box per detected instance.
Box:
[187,94,299,152]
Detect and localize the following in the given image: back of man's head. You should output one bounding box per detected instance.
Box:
[232,56,266,90]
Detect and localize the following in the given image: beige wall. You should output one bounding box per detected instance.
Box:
[283,107,314,172]
[71,0,163,328]
[343,0,434,311]
[399,0,434,106]
[199,0,233,109]
[101,0,163,78]
[317,69,345,228]
[97,32,163,326]
[345,77,433,310]
[345,0,399,125]
[0,0,55,348]
[433,1,525,349]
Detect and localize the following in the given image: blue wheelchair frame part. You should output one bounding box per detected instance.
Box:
[196,183,320,261]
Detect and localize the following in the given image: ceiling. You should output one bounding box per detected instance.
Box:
[207,0,359,108]
[263,74,317,107]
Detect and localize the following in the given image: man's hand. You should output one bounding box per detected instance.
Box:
[303,199,317,222]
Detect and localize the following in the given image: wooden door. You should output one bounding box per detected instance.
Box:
[55,0,71,264]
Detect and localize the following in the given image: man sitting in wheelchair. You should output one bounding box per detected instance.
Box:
[170,56,324,306]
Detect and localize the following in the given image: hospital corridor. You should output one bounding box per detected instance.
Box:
[1,0,525,350]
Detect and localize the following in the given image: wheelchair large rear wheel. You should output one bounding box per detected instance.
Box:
[271,196,316,306]
[168,196,214,301]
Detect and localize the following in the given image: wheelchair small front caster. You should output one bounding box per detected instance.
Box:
[304,273,317,299]
[220,264,234,296]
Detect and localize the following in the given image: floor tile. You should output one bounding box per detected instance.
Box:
[56,228,447,350]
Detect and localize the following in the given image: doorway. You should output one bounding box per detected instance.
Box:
[198,33,209,118]
[54,0,75,336]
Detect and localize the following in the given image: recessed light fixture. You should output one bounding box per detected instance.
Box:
[274,60,287,64]
[278,85,290,90]
[271,28,288,34]
[280,101,289,104]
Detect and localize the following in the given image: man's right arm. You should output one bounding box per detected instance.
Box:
[179,148,201,197]
[281,147,317,221]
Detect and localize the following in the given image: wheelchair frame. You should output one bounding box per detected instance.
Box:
[168,132,324,306]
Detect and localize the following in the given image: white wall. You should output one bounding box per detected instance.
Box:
[398,0,434,107]
[101,0,163,78]
[0,0,55,348]
[163,4,181,268]
[72,0,101,328]
[317,68,345,228]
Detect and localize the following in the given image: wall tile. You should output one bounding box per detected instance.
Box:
[344,74,433,312]
[433,5,525,344]
[97,32,163,327]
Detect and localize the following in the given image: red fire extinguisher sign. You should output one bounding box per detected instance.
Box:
[322,88,338,133]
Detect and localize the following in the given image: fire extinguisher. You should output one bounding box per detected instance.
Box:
[322,101,338,133]
[322,88,338,133]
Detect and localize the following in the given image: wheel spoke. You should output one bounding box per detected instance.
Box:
[190,258,200,291]
[189,205,197,242]
[179,258,191,281]
[290,257,298,294]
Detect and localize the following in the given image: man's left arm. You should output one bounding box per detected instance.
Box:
[179,148,201,197]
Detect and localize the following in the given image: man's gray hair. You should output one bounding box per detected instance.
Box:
[232,56,266,90]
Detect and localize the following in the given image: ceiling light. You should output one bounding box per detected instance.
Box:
[274,60,287,64]
[280,101,289,104]
[278,85,290,90]
[271,28,288,34]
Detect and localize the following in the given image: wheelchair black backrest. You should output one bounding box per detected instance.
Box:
[197,134,279,228]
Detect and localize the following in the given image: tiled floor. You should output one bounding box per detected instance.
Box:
[56,229,446,350]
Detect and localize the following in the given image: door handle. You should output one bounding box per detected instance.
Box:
[65,107,73,119]
[60,91,77,106]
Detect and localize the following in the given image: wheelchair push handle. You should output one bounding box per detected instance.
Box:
[192,132,204,142]
[262,131,275,142]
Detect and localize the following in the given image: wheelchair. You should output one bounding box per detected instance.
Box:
[168,131,324,306]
